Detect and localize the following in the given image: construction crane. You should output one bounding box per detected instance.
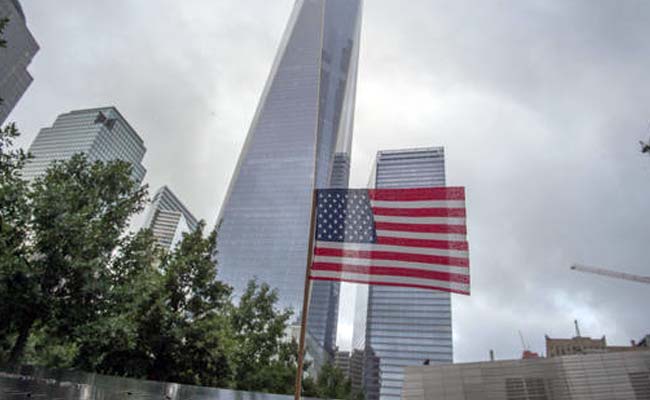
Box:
[641,124,650,154]
[570,264,650,285]
[640,139,650,154]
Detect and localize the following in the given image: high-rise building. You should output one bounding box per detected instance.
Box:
[22,107,147,184]
[363,147,452,400]
[0,0,38,124]
[215,0,362,353]
[143,186,199,250]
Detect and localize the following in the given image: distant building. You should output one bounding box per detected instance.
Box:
[546,334,648,357]
[362,147,451,400]
[334,350,351,377]
[143,186,199,250]
[0,0,39,124]
[350,349,365,394]
[287,324,330,377]
[522,350,540,359]
[22,107,146,184]
[403,350,650,400]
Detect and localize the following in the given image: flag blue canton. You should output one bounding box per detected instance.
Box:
[315,189,377,243]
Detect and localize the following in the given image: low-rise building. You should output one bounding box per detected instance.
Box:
[546,334,648,357]
[403,350,650,400]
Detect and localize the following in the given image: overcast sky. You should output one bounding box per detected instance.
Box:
[11,0,650,363]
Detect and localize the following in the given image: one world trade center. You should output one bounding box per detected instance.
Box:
[215,0,362,353]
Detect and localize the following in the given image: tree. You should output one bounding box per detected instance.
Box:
[313,362,354,400]
[0,123,311,394]
[73,224,234,387]
[229,280,294,392]
[0,124,31,362]
[0,154,148,365]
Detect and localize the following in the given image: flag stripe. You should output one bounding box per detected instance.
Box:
[310,271,470,294]
[313,255,469,273]
[311,276,470,295]
[315,241,468,258]
[374,215,466,225]
[313,247,469,267]
[312,262,470,283]
[368,187,465,201]
[375,230,467,242]
[372,207,466,218]
[375,236,469,251]
[371,200,466,209]
[374,221,467,234]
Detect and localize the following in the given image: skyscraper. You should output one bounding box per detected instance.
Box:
[143,186,199,250]
[22,107,147,184]
[363,147,452,400]
[0,0,38,124]
[215,0,362,353]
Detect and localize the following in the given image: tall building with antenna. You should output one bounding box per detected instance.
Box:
[214,0,363,353]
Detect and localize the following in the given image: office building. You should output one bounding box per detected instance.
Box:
[0,0,38,124]
[350,349,365,394]
[363,147,452,400]
[22,107,147,184]
[143,186,199,250]
[215,0,362,354]
[334,350,351,377]
[402,350,650,400]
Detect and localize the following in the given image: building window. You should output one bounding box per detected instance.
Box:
[505,377,548,400]
[629,372,650,400]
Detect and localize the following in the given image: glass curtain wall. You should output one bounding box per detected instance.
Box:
[215,0,362,353]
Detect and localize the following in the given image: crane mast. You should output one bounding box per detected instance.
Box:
[570,264,650,285]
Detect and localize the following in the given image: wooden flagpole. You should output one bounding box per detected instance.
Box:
[294,190,318,400]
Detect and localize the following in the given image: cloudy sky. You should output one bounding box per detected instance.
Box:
[11,0,650,362]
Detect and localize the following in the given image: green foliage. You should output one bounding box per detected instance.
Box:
[312,362,355,400]
[230,280,294,391]
[0,152,148,364]
[0,128,313,395]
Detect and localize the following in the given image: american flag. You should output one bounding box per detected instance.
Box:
[309,187,470,295]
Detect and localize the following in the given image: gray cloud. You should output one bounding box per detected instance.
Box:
[11,0,650,363]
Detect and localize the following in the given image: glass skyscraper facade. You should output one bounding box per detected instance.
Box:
[0,0,39,124]
[215,0,362,353]
[143,186,199,251]
[364,147,452,400]
[22,107,147,184]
